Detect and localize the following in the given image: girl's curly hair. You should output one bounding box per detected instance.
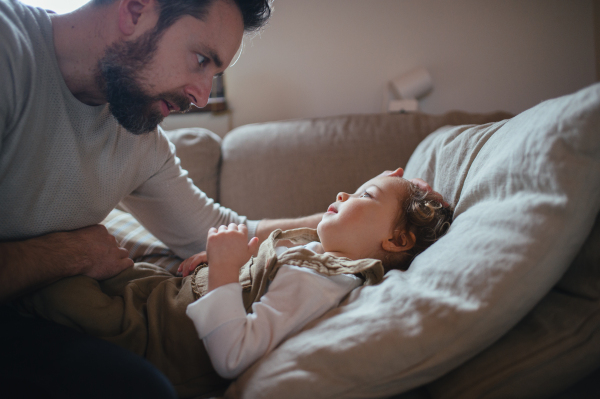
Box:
[382,183,454,271]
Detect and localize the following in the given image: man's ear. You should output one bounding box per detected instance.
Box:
[382,229,416,253]
[118,0,157,37]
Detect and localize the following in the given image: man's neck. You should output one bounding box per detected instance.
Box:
[50,3,117,106]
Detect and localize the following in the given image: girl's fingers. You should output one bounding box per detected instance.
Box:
[248,236,260,256]
[211,224,250,234]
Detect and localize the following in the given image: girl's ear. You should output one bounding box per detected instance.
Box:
[382,229,416,253]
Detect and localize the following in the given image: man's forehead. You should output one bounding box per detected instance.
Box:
[181,1,244,67]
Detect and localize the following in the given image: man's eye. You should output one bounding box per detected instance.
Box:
[197,54,207,66]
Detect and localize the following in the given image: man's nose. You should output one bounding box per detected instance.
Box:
[184,76,213,108]
[337,192,349,202]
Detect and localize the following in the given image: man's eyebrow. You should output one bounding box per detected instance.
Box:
[208,49,223,68]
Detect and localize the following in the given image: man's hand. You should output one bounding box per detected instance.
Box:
[0,224,133,303]
[63,225,134,279]
[408,177,450,207]
[206,224,259,292]
[382,167,450,207]
[178,251,208,277]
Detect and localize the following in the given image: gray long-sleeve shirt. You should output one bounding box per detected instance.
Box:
[0,0,256,258]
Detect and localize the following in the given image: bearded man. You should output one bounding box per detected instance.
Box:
[0,0,321,397]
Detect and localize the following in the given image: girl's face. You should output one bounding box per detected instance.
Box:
[317,174,410,260]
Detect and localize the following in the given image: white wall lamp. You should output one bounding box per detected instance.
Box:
[387,67,433,113]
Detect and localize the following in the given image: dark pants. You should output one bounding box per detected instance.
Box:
[0,306,177,399]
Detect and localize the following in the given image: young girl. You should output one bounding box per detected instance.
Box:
[16,168,452,396]
[181,168,453,379]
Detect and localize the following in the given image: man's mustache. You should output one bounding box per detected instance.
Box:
[161,93,193,114]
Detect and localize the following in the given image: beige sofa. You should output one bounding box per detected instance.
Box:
[170,111,510,220]
[105,84,600,398]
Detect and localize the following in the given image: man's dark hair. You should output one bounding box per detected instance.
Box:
[93,0,271,34]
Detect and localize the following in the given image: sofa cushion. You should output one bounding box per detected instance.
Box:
[163,127,221,202]
[219,111,512,220]
[102,208,183,275]
[224,84,600,398]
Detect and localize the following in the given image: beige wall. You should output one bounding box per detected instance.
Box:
[219,0,595,129]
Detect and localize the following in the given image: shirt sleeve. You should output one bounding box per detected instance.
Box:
[185,265,362,379]
[0,1,34,146]
[119,129,259,259]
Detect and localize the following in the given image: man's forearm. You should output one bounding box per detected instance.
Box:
[0,225,134,303]
[0,233,77,303]
[255,213,323,243]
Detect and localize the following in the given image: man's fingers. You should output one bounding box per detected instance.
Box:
[409,178,450,207]
[118,247,129,259]
[180,251,209,277]
[409,177,431,192]
[195,251,208,262]
[179,258,189,273]
[379,167,404,178]
[180,260,188,276]
[388,167,404,177]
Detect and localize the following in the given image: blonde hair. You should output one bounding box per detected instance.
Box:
[383,183,453,271]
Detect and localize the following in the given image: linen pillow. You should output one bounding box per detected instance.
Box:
[224,83,600,398]
[427,213,600,398]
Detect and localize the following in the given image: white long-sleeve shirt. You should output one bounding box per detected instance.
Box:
[186,243,362,379]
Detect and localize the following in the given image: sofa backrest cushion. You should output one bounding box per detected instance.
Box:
[219,111,512,220]
[225,83,600,398]
[163,127,221,202]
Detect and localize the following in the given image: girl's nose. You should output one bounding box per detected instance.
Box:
[337,192,349,202]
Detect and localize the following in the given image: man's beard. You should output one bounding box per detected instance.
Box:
[97,29,192,135]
